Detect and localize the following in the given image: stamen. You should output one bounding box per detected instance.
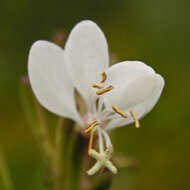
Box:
[85,121,100,151]
[92,82,104,89]
[85,121,100,133]
[99,166,105,174]
[101,72,107,83]
[130,109,140,128]
[89,129,94,151]
[96,85,113,95]
[101,130,112,148]
[112,105,128,118]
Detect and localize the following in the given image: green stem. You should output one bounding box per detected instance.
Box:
[19,84,39,140]
[67,134,88,190]
[54,118,64,190]
[0,151,14,190]
[34,100,54,168]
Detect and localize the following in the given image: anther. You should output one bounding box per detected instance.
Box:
[99,166,105,174]
[130,109,140,128]
[92,82,104,89]
[85,121,100,133]
[112,106,128,118]
[101,72,107,83]
[96,85,113,95]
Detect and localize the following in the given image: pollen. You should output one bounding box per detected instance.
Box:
[92,82,104,89]
[85,121,100,133]
[101,72,107,83]
[96,85,113,95]
[130,109,140,128]
[112,105,128,118]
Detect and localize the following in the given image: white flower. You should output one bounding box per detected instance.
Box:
[28,20,164,175]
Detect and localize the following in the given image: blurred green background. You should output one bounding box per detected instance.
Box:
[0,0,190,189]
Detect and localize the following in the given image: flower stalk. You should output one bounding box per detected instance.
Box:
[0,150,14,190]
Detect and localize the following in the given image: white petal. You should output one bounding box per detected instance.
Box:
[64,20,109,106]
[28,40,83,125]
[105,73,164,130]
[102,61,156,109]
[100,61,164,130]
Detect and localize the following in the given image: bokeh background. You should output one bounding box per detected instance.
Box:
[0,0,190,189]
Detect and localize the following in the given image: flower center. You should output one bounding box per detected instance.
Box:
[84,71,140,175]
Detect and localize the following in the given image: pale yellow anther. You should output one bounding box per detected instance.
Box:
[101,72,107,83]
[92,82,104,89]
[112,105,128,118]
[96,85,113,95]
[85,121,100,133]
[130,109,140,128]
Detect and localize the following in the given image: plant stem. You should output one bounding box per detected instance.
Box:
[0,150,14,190]
[34,101,55,175]
[54,118,64,190]
[54,118,75,190]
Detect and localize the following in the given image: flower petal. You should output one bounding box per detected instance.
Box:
[28,40,83,125]
[64,20,109,106]
[103,61,156,108]
[102,61,164,130]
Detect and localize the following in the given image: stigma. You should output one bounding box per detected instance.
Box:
[87,145,117,175]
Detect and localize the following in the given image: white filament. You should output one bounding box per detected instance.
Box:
[97,127,104,153]
[101,129,111,147]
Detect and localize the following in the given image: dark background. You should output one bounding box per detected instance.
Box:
[0,0,190,189]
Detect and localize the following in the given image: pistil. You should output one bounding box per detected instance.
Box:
[87,146,117,175]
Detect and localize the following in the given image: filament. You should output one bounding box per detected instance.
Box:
[101,129,111,147]
[89,129,94,151]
